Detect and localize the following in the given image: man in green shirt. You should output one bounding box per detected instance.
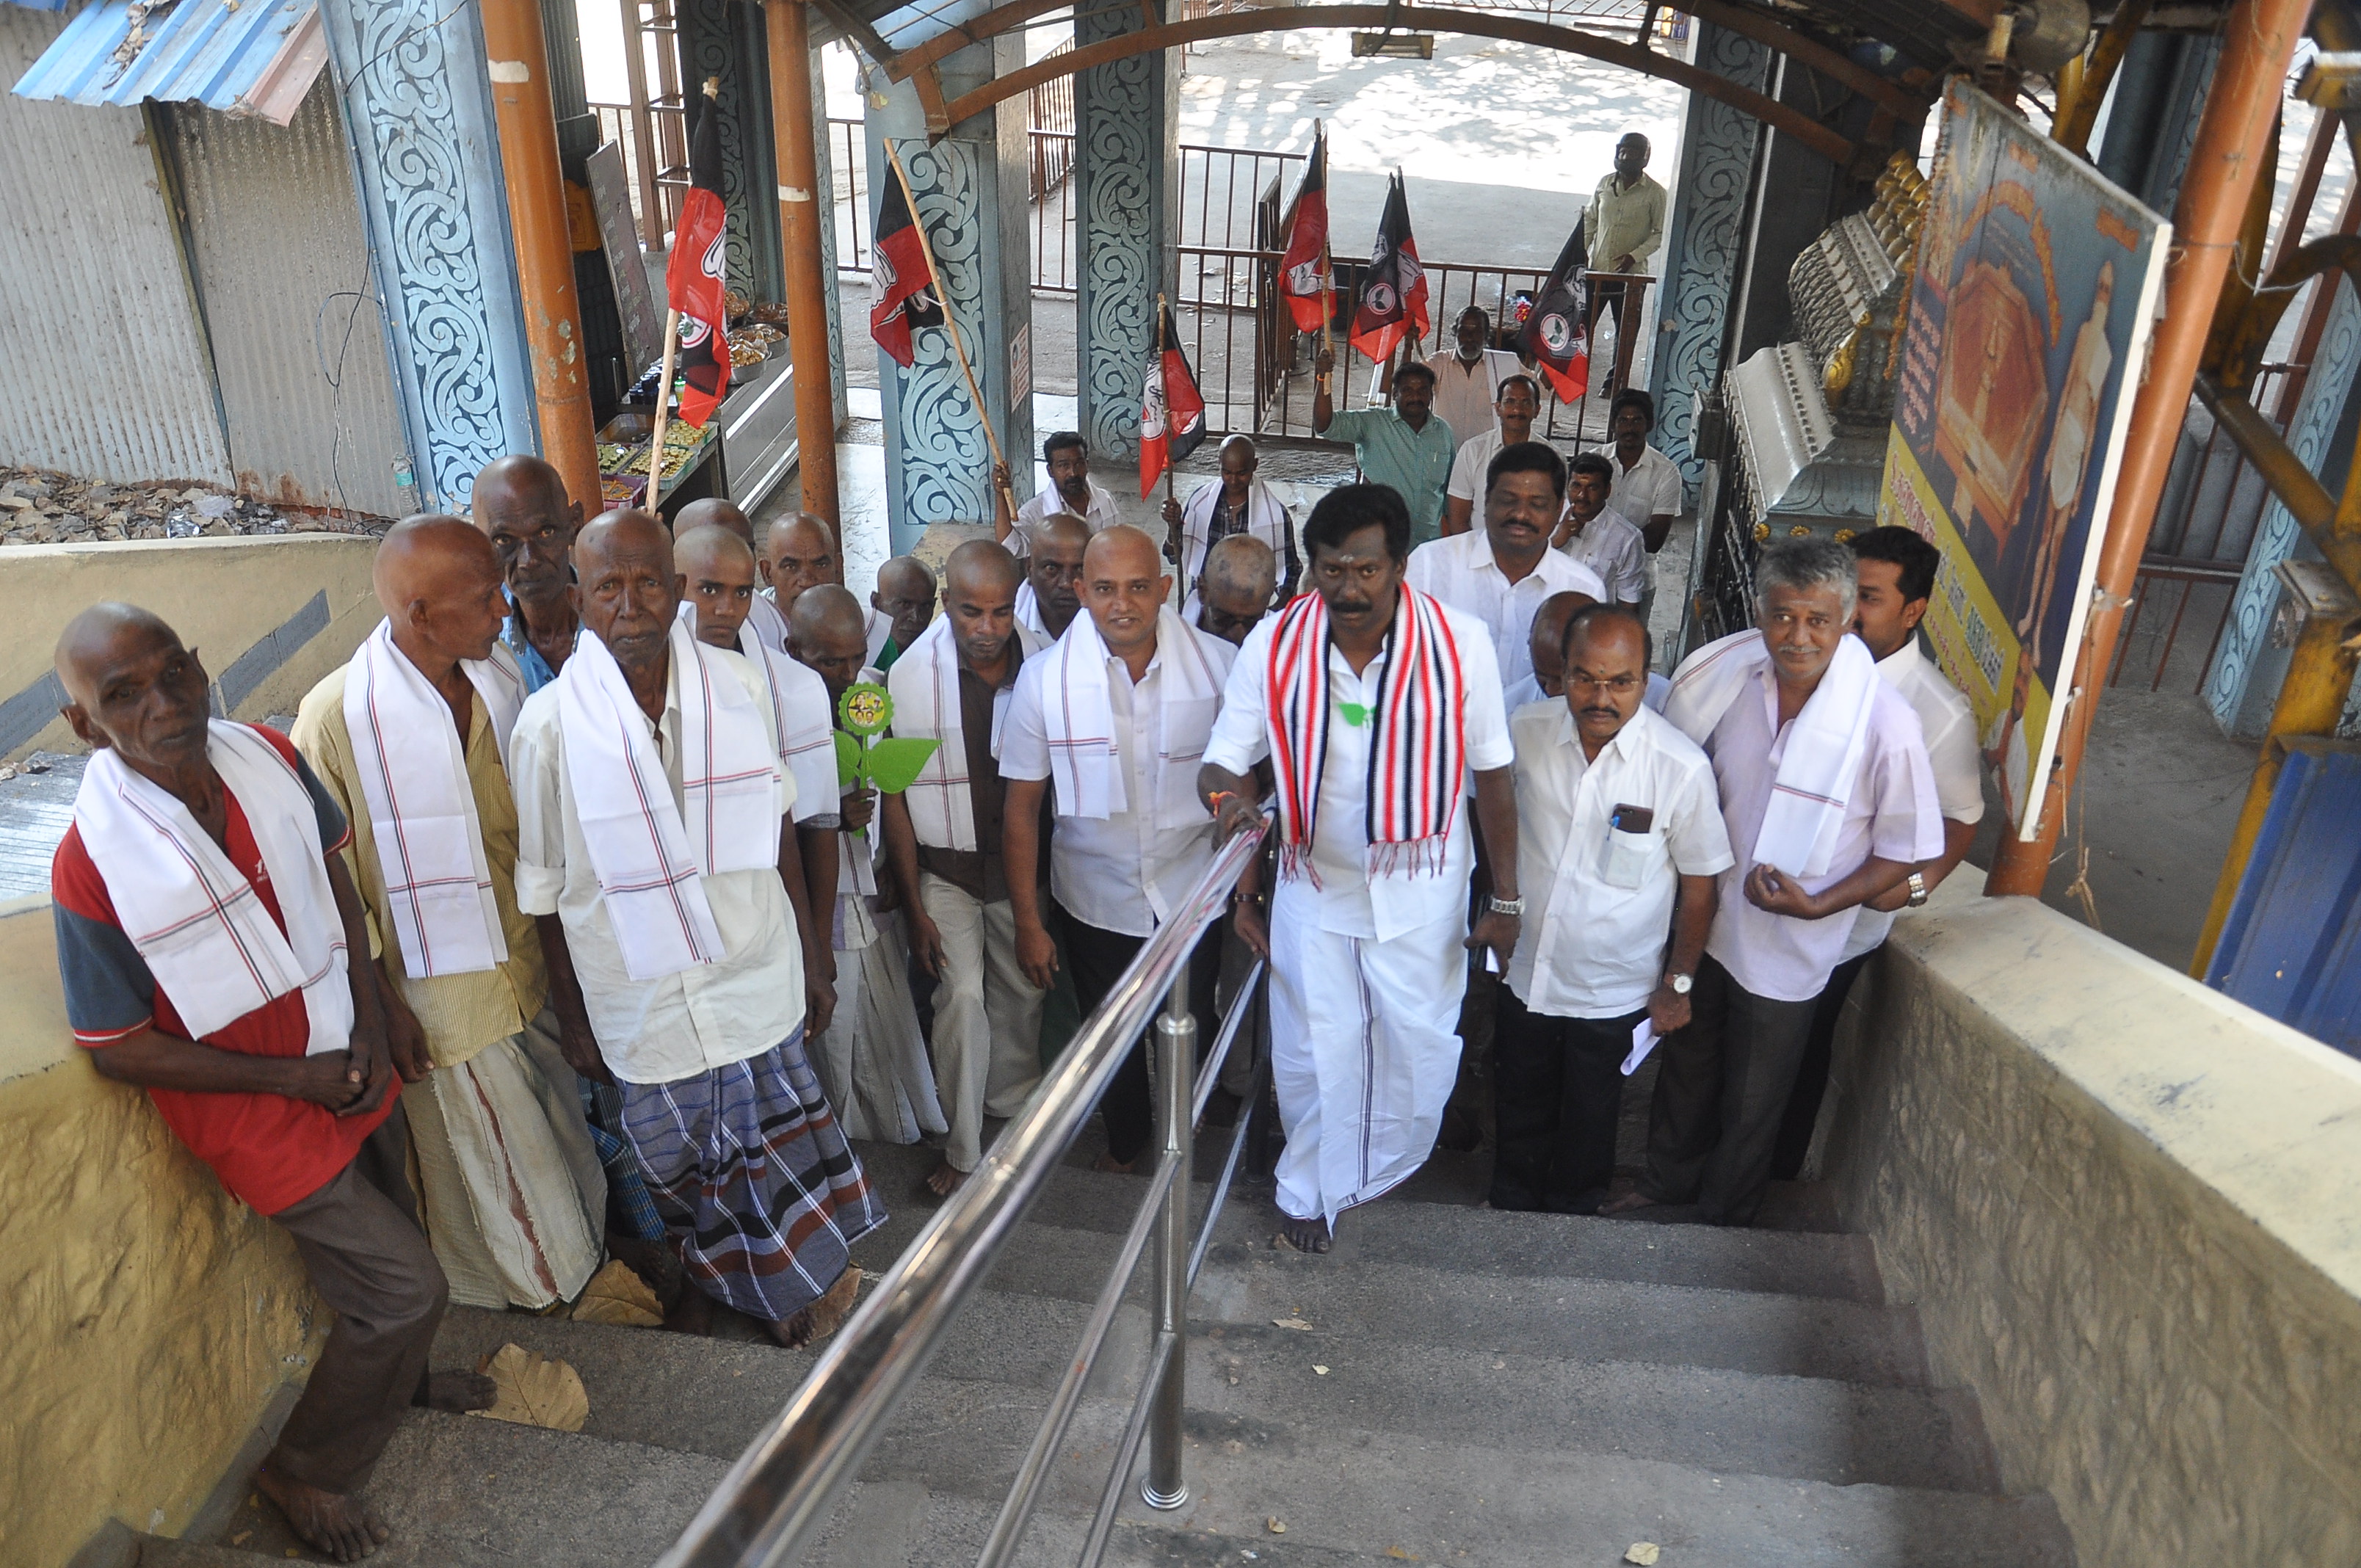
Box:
[1313,353,1456,547]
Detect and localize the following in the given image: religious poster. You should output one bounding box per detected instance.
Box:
[1878,82,2169,835]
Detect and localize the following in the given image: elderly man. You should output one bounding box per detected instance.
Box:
[780,584,946,1145]
[1200,484,1522,1253]
[293,518,607,1318]
[763,513,844,612]
[867,555,937,672]
[1015,511,1090,640]
[1584,132,1666,388]
[1313,353,1456,547]
[1606,539,1942,1227]
[510,510,878,1345]
[1769,526,1984,1178]
[1407,441,1605,692]
[1443,373,1542,538]
[1429,306,1526,449]
[474,454,582,692]
[1001,526,1236,1172]
[49,603,484,1564]
[884,541,1051,1195]
[1501,589,1594,711]
[1493,606,1730,1213]
[1555,452,1650,607]
[1161,434,1301,600]
[1192,534,1281,646]
[998,432,1120,556]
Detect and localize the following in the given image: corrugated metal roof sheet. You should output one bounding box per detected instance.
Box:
[12,0,325,126]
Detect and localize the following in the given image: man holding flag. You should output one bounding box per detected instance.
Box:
[1346,172,1429,370]
[1315,352,1454,549]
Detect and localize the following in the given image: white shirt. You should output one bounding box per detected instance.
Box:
[1429,349,1524,452]
[1505,669,1670,714]
[1839,638,1986,962]
[1556,505,1650,605]
[1404,529,1606,692]
[1203,598,1515,943]
[1446,427,1508,504]
[1700,664,1945,1001]
[998,620,1236,939]
[511,647,807,1084]
[1010,479,1122,557]
[1597,442,1684,527]
[1506,701,1735,1018]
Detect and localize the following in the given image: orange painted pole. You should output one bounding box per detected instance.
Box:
[766,0,843,527]
[1984,0,2313,897]
[481,0,603,516]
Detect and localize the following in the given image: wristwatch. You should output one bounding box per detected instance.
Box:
[1486,894,1525,917]
[1905,871,1930,908]
[1664,971,1694,996]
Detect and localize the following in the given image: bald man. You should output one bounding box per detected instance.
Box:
[867,555,937,672]
[509,510,881,1346]
[1016,512,1090,639]
[1001,526,1236,1171]
[884,540,1051,1194]
[294,517,609,1315]
[763,513,842,615]
[51,603,486,1562]
[473,454,582,692]
[1161,434,1301,600]
[1190,533,1281,647]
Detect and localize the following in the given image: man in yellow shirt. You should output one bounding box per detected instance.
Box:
[1582,133,1667,391]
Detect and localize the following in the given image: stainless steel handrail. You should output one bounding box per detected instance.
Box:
[654,822,1269,1568]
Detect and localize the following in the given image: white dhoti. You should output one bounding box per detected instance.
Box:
[1266,885,1469,1226]
[812,891,948,1144]
[402,1009,609,1310]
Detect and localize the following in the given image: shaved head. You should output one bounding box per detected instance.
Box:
[787,583,870,701]
[675,521,756,576]
[1026,513,1092,638]
[764,514,841,608]
[55,602,180,708]
[55,603,213,775]
[1080,525,1168,660]
[471,454,579,605]
[673,496,756,547]
[946,539,1024,600]
[675,523,760,650]
[374,512,508,669]
[872,554,937,653]
[1082,523,1160,578]
[1197,534,1278,647]
[575,509,678,677]
[1528,588,1597,697]
[942,541,1023,676]
[1030,512,1092,556]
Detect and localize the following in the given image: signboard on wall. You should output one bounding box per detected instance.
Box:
[1878,83,2170,837]
[587,142,665,376]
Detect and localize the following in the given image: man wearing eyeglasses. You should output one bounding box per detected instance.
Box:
[1493,604,1730,1213]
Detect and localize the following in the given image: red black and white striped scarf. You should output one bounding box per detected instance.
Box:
[1266,585,1467,881]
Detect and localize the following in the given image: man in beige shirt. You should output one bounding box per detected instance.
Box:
[294,517,609,1313]
[1582,133,1667,391]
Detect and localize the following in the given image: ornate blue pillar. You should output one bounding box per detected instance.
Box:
[866,43,1032,550]
[1073,2,1178,462]
[1647,22,1772,507]
[317,0,538,512]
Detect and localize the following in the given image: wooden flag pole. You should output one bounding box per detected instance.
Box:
[648,306,681,498]
[1156,292,1182,562]
[883,137,1018,523]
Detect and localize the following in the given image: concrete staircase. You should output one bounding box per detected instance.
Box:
[123,1136,2073,1568]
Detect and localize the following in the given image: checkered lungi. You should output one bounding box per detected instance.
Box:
[617,1029,885,1322]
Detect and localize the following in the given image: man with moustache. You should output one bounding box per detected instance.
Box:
[1315,354,1456,547]
[1407,442,1604,693]
[1015,510,1091,641]
[474,454,582,692]
[762,513,844,612]
[1554,452,1650,608]
[998,432,1122,556]
[1493,606,1730,1213]
[1442,373,1543,538]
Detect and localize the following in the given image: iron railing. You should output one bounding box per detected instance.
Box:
[654,822,1271,1568]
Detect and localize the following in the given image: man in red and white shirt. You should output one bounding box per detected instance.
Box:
[49,603,477,1564]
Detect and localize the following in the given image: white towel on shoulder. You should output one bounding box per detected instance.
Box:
[1038,606,1225,829]
[677,600,838,827]
[890,611,1046,851]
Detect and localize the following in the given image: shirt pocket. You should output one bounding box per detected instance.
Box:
[1600,821,1659,890]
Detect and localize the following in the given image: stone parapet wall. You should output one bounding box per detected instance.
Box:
[1824,882,2361,1566]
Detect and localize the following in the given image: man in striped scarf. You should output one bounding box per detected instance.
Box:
[1198,484,1522,1253]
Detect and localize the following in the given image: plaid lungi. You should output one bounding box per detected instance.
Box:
[618,1029,885,1321]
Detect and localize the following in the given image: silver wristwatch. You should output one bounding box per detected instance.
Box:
[1665,971,1694,995]
[1905,871,1930,908]
[1487,894,1525,917]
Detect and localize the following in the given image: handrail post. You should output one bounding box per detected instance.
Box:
[1142,967,1194,1511]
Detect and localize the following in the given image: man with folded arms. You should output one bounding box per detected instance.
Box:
[509,509,879,1345]
[49,603,482,1564]
[884,541,1051,1195]
[293,518,607,1317]
[1493,605,1730,1213]
[1407,440,1604,693]
[1001,526,1236,1172]
[1199,484,1523,1254]
[1606,539,1940,1227]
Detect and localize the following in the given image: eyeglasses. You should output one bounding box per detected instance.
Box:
[1564,673,1642,696]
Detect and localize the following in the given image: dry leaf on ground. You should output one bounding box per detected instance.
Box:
[1266,1517,1288,1534]
[1272,1316,1313,1331]
[572,1259,663,1326]
[1624,1544,1661,1565]
[471,1343,589,1431]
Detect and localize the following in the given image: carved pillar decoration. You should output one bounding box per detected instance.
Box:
[867,49,1033,552]
[2204,277,2361,736]
[1648,21,1772,505]
[1074,0,1178,462]
[317,0,538,511]
[678,0,784,304]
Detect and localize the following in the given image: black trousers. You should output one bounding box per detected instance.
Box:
[1771,948,1875,1181]
[1641,954,1818,1226]
[1490,987,1645,1215]
[1058,901,1221,1166]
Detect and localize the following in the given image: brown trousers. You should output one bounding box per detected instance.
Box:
[266,1103,449,1495]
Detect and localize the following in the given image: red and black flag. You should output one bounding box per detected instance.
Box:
[1277,123,1331,335]
[1519,223,1591,404]
[667,83,730,427]
[870,164,945,368]
[1140,298,1207,497]
[1347,171,1429,366]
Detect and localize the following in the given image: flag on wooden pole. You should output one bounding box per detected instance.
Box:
[1348,170,1428,366]
[869,169,945,368]
[1520,223,1592,404]
[668,79,730,427]
[1139,296,1206,498]
[1277,123,1331,335]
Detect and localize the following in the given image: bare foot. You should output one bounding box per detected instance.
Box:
[767,1263,864,1350]
[926,1159,969,1197]
[766,1307,818,1349]
[1093,1153,1137,1174]
[255,1462,389,1563]
[1275,1209,1332,1255]
[608,1231,684,1310]
[1599,1190,1658,1216]
[416,1370,496,1412]
[664,1282,716,1336]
